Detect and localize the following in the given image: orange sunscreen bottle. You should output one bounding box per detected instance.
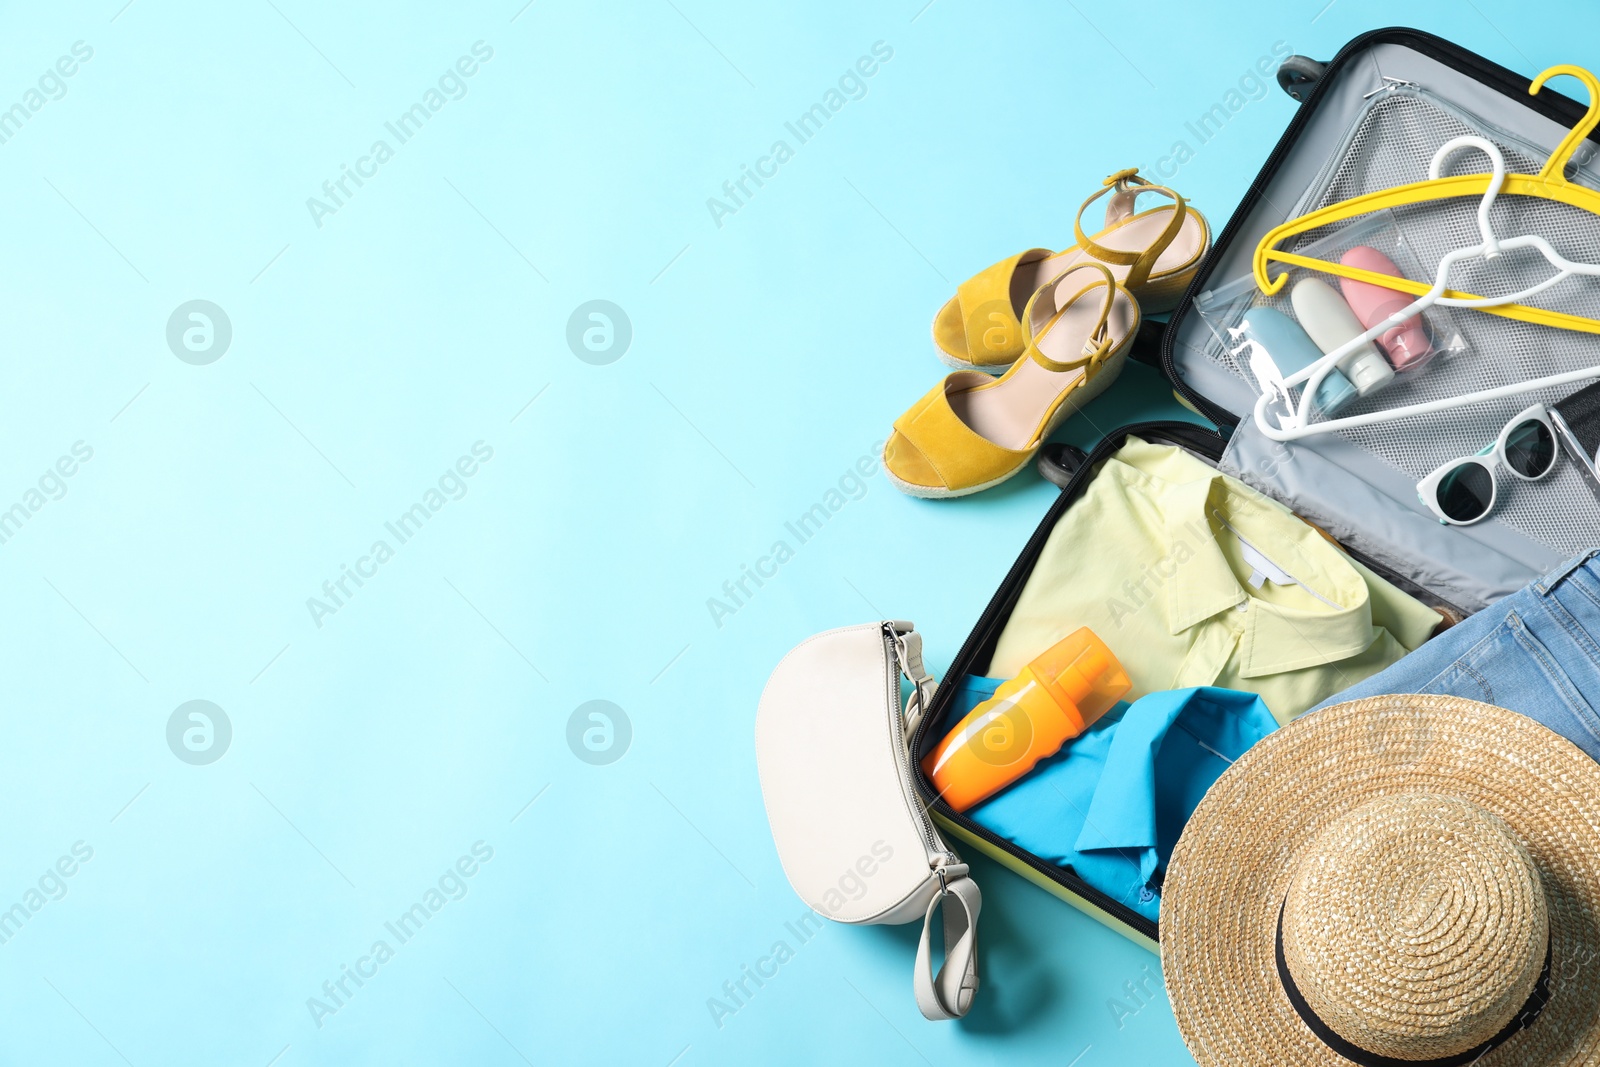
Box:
[923,627,1131,811]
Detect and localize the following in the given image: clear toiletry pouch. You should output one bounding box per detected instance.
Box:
[755,621,980,1021]
[1194,211,1470,428]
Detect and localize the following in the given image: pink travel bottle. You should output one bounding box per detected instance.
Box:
[1338,246,1433,371]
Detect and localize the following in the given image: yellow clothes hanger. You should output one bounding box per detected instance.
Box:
[1251,65,1600,335]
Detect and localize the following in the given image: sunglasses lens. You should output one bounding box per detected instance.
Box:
[1437,462,1495,522]
[1504,419,1557,478]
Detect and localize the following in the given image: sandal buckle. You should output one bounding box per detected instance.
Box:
[1103,167,1140,187]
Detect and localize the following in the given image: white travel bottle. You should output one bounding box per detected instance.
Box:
[1290,277,1396,396]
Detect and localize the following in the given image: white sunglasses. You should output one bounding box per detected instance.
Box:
[1416,404,1559,525]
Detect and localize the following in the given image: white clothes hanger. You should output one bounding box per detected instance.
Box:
[1250,135,1600,442]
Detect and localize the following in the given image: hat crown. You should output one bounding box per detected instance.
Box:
[1280,792,1548,1061]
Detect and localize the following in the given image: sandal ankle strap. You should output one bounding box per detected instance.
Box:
[1022,262,1119,373]
[1073,168,1190,291]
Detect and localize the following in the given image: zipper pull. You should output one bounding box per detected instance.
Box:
[1363,76,1419,100]
[929,853,966,894]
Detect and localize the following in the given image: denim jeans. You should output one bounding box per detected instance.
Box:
[1317,549,1600,762]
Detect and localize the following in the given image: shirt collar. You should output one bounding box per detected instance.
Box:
[1161,475,1377,678]
[1074,687,1278,876]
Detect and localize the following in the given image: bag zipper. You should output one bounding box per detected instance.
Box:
[883,623,958,872]
[1404,80,1600,182]
[1160,26,1600,426]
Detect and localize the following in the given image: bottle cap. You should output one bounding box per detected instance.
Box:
[1342,349,1395,394]
[1034,628,1131,734]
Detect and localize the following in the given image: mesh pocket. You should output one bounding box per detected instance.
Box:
[1201,92,1600,555]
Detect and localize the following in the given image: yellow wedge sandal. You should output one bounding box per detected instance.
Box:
[932,169,1207,372]
[888,263,1139,498]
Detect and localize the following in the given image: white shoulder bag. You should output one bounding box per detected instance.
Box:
[755,620,981,1020]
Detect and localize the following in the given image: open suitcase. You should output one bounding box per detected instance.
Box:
[908,26,1600,949]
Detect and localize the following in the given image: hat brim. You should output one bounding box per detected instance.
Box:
[1163,694,1600,1067]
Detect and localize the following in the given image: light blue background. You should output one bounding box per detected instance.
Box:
[0,2,1594,1064]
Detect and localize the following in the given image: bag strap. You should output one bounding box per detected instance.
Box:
[913,863,982,1020]
[889,623,981,1021]
[891,624,936,738]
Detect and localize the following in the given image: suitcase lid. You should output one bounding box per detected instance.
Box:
[1160,28,1600,611]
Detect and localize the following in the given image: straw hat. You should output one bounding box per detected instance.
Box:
[1163,694,1600,1067]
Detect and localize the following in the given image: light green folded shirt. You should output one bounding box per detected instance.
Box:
[990,438,1441,724]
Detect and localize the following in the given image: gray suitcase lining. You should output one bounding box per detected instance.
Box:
[1170,41,1600,610]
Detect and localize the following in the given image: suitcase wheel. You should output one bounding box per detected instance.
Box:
[1277,56,1328,102]
[1036,443,1090,488]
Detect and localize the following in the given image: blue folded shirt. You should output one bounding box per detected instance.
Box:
[961,679,1277,920]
